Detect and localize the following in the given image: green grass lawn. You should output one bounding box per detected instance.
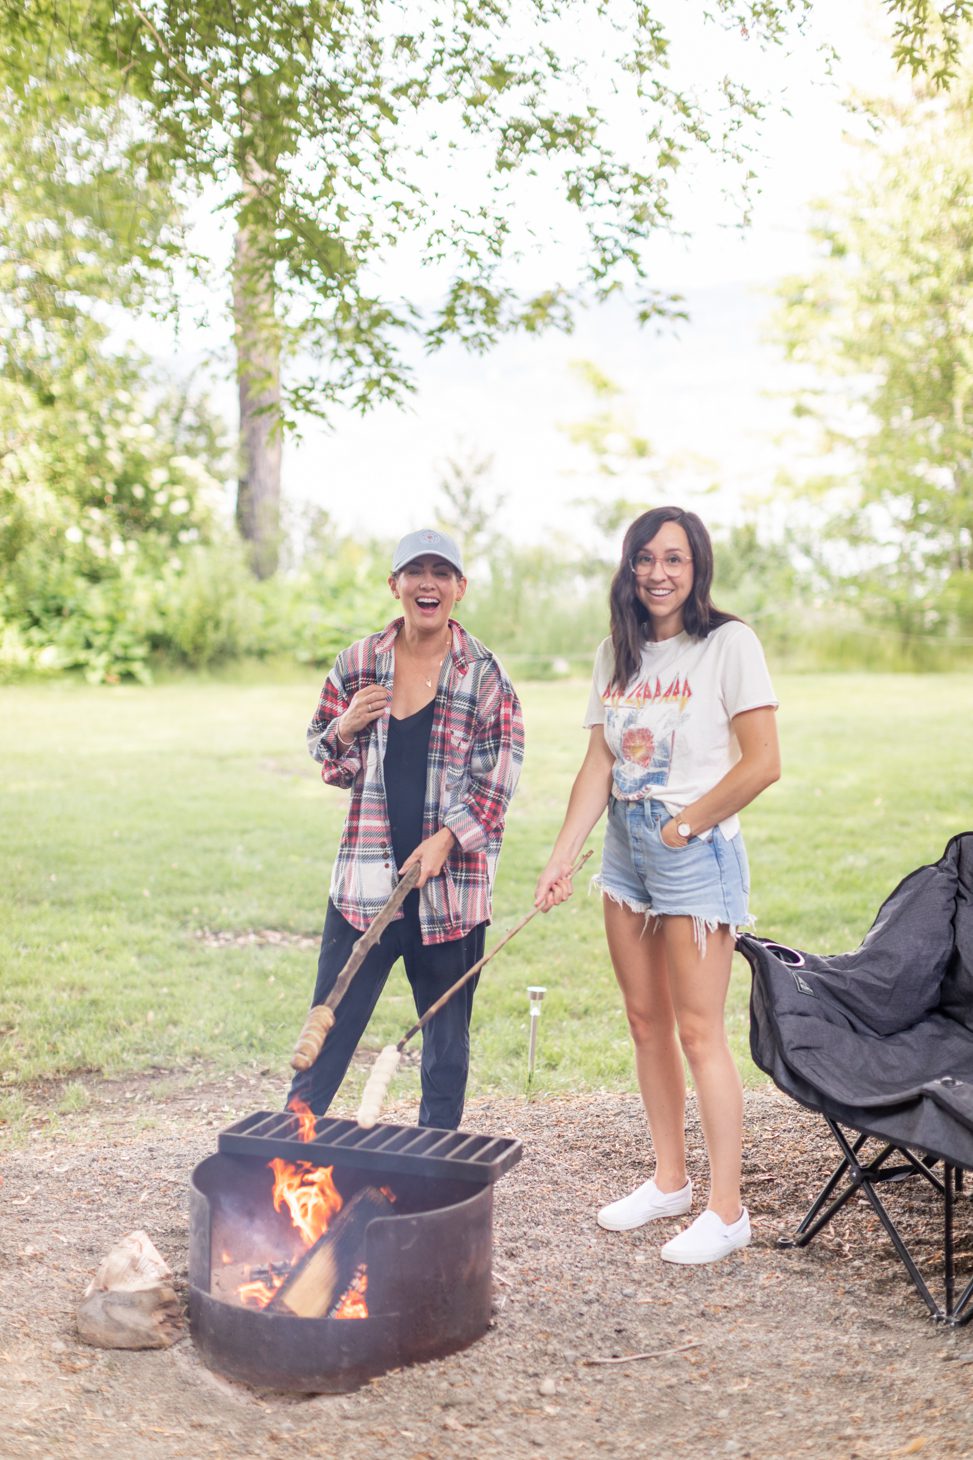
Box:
[2,672,970,1132]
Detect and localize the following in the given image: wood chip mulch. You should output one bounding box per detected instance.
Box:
[2,1070,972,1460]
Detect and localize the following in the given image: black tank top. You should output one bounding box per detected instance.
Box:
[384,700,435,923]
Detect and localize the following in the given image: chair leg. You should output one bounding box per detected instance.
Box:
[943,1165,973,1324]
[945,1163,955,1317]
[780,1121,973,1324]
[779,1130,869,1249]
[856,1161,941,1320]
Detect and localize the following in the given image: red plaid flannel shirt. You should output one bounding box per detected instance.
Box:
[307,618,524,944]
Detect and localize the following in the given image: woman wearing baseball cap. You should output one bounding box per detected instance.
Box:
[288,528,524,1129]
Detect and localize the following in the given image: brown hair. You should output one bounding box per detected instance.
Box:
[608,506,740,691]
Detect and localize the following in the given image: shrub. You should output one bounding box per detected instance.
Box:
[152,542,262,668]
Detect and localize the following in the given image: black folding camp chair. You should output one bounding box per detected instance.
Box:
[737,833,973,1324]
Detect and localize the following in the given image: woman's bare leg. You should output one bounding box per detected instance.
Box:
[603,897,688,1192]
[661,917,742,1223]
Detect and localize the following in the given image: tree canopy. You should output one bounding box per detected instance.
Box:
[1,0,826,572]
[2,0,831,402]
[886,0,973,86]
[1,0,966,580]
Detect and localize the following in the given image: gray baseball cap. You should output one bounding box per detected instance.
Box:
[391,527,464,575]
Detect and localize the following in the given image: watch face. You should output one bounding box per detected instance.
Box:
[677,823,691,838]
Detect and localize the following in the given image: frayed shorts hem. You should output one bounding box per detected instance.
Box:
[598,795,752,953]
[590,872,652,916]
[595,875,754,952]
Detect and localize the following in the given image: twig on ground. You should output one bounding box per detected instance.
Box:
[583,1340,703,1366]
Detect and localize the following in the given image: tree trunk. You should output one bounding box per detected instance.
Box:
[233,155,282,579]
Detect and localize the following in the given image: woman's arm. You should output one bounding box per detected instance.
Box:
[307,659,387,789]
[659,705,780,848]
[534,726,615,909]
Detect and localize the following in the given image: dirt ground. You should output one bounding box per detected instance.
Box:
[2,1069,973,1460]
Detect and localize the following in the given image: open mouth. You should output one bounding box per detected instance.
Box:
[415,597,441,610]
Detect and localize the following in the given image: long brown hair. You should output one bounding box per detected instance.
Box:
[608,507,740,691]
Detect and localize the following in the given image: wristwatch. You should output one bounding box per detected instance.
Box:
[676,820,692,841]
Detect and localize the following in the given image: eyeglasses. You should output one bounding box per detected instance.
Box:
[630,552,693,576]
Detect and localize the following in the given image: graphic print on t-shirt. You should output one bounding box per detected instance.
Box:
[612,703,684,797]
[585,625,777,823]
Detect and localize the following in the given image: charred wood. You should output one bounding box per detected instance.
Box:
[269,1187,393,1319]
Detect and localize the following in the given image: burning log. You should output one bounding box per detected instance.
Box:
[77,1230,182,1350]
[269,1187,393,1319]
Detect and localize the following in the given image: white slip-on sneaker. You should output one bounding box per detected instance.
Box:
[597,1177,693,1232]
[660,1207,751,1265]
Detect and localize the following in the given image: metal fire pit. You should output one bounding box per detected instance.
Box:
[189,1111,521,1393]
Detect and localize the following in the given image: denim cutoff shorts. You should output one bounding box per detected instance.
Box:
[595,795,751,939]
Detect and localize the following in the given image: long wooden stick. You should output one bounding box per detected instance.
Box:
[356,850,593,1127]
[290,863,421,1071]
[397,849,592,1052]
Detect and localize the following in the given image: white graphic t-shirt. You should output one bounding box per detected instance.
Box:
[584,622,778,839]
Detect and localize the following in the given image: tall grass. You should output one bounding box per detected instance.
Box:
[1,673,970,1129]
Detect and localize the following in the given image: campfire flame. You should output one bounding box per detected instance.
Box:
[286,1095,317,1143]
[331,1266,368,1320]
[231,1100,391,1320]
[238,1262,291,1309]
[235,1158,379,1319]
[269,1157,343,1247]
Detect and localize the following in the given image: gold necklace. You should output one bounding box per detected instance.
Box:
[402,632,451,689]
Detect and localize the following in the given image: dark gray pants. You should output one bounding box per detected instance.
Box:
[287,899,484,1129]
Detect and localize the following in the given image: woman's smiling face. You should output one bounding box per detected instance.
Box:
[631,522,694,640]
[389,555,466,634]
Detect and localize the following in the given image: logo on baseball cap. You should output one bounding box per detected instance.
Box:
[391,528,464,575]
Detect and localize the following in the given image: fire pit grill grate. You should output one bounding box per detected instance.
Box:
[218,1111,521,1184]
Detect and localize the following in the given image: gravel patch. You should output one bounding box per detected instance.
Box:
[2,1070,971,1460]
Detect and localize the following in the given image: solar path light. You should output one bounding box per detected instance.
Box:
[527,986,547,1082]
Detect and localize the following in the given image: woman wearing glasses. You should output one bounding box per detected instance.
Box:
[535,506,780,1265]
